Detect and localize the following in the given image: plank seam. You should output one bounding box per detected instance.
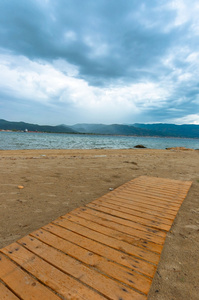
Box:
[0,279,21,300]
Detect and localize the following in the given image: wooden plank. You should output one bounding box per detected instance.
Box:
[71,207,165,245]
[95,197,176,221]
[0,282,19,300]
[111,189,183,205]
[91,200,173,226]
[119,190,186,204]
[0,253,60,300]
[122,181,188,192]
[17,235,146,300]
[53,217,160,264]
[119,186,184,197]
[101,194,178,216]
[125,185,183,194]
[30,228,152,295]
[104,192,181,210]
[43,223,156,278]
[114,178,190,197]
[87,202,171,231]
[74,207,167,238]
[64,213,163,254]
[1,243,106,300]
[126,184,188,196]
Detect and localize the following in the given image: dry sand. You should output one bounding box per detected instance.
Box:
[0,148,199,299]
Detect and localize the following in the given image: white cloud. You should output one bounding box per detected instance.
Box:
[171,113,199,124]
[0,54,79,105]
[168,0,199,33]
[0,53,174,124]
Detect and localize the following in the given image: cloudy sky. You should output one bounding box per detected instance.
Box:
[0,0,199,125]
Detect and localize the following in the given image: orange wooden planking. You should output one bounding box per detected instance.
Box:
[0,176,192,300]
[65,212,163,253]
[117,185,184,197]
[115,177,192,196]
[29,229,152,295]
[125,186,189,197]
[53,217,160,264]
[119,180,192,200]
[87,202,171,231]
[101,194,178,216]
[121,181,190,193]
[112,189,183,205]
[0,282,19,300]
[74,207,167,238]
[106,192,182,210]
[0,253,60,300]
[71,207,166,245]
[43,222,157,278]
[93,197,177,221]
[1,243,107,300]
[16,236,146,300]
[90,200,174,226]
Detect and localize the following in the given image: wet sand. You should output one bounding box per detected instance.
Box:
[0,148,199,299]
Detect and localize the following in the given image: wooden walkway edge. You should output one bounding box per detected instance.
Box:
[0,176,192,299]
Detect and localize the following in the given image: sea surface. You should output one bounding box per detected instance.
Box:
[0,131,199,150]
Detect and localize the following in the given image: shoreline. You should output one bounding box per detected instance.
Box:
[0,148,199,299]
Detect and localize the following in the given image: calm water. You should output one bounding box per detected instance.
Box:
[0,131,199,150]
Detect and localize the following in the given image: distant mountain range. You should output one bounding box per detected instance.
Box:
[68,123,161,136]
[0,119,199,138]
[0,119,76,134]
[133,123,199,138]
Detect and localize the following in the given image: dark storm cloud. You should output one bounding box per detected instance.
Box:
[0,0,199,124]
[0,0,181,85]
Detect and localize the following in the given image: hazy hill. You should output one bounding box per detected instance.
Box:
[0,119,76,133]
[0,119,198,138]
[70,123,163,136]
[133,123,199,138]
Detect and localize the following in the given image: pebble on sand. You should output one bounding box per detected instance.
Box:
[18,185,24,189]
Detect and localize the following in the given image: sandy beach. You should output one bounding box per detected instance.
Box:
[0,148,199,299]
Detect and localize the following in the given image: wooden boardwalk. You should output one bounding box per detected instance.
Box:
[0,176,192,299]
